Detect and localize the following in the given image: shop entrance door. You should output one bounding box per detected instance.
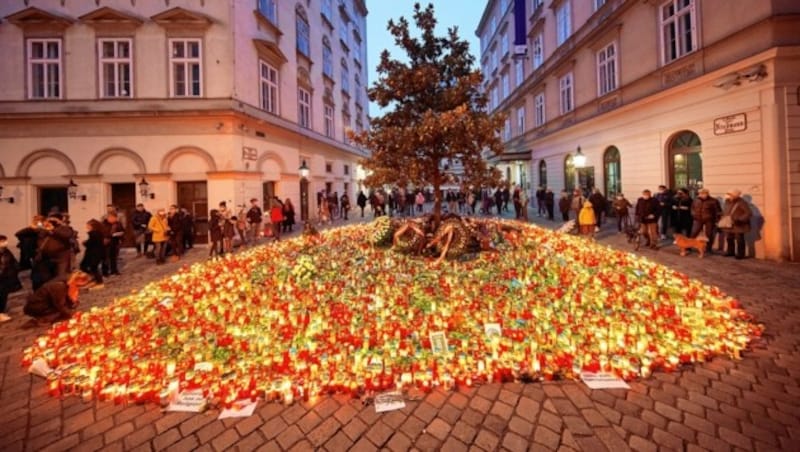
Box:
[177,181,208,244]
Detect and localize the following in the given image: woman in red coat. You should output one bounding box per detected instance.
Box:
[269,198,284,241]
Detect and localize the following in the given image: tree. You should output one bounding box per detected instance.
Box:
[350,2,505,227]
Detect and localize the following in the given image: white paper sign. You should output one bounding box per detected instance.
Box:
[28,358,53,378]
[375,391,406,413]
[218,400,258,419]
[194,362,214,372]
[580,372,630,390]
[484,323,502,337]
[429,331,448,355]
[167,389,207,412]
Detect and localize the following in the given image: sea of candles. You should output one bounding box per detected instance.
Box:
[22,221,762,408]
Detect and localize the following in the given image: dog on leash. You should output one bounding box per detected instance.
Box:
[624,224,642,250]
[674,233,708,258]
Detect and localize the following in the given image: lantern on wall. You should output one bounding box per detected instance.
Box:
[67,179,78,200]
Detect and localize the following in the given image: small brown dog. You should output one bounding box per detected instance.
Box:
[674,234,708,258]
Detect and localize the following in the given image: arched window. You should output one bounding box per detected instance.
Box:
[295,5,310,57]
[603,146,621,198]
[538,160,547,189]
[668,130,702,197]
[564,154,575,192]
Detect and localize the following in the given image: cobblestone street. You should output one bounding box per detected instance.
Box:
[0,212,798,452]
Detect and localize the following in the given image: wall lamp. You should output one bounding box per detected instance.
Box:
[573,146,587,168]
[0,185,14,204]
[139,177,156,199]
[67,178,87,201]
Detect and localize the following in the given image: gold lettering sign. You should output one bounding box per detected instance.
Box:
[713,113,747,135]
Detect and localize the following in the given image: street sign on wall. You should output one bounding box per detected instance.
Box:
[713,113,747,135]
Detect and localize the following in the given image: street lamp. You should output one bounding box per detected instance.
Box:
[299,160,310,222]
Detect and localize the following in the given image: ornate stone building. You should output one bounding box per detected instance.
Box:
[477,0,800,260]
[0,0,369,244]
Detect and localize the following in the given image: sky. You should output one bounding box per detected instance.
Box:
[366,0,485,116]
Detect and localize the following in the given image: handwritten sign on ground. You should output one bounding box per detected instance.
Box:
[166,389,207,412]
[28,358,53,378]
[580,372,630,390]
[375,391,406,413]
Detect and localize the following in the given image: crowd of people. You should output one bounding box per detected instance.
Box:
[0,183,755,325]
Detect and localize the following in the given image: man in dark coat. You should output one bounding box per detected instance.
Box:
[131,204,152,258]
[357,191,368,218]
[544,188,555,221]
[34,214,74,289]
[15,216,45,271]
[102,213,124,276]
[671,188,693,236]
[558,190,571,222]
[167,205,184,262]
[246,198,263,243]
[588,188,607,229]
[535,186,546,217]
[655,185,674,239]
[720,189,752,259]
[635,189,661,249]
[690,188,721,253]
[24,271,91,323]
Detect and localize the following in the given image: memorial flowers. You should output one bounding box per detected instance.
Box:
[23,221,761,407]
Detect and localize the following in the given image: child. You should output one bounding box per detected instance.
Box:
[0,235,22,322]
[578,201,597,237]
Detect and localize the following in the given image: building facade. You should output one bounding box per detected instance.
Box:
[477,0,800,260]
[0,0,369,244]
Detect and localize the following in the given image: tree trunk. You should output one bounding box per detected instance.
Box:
[432,180,442,231]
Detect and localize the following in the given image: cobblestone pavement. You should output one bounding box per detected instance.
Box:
[0,209,798,452]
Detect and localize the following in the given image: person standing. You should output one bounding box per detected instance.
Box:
[219,202,234,254]
[655,185,673,239]
[340,193,351,220]
[181,208,195,250]
[535,186,546,217]
[246,198,263,243]
[131,204,151,258]
[671,188,693,237]
[270,197,284,240]
[208,209,223,258]
[558,190,571,222]
[15,216,45,271]
[520,188,529,221]
[35,214,74,287]
[415,191,425,214]
[570,188,585,221]
[80,220,106,288]
[578,201,597,237]
[166,205,183,262]
[102,213,124,276]
[357,191,368,218]
[544,188,555,221]
[512,187,522,219]
[0,235,22,322]
[589,188,607,231]
[148,209,170,264]
[720,189,752,259]
[282,198,295,232]
[612,193,633,232]
[635,189,660,250]
[690,188,721,255]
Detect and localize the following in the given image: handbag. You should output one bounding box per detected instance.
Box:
[717,203,739,229]
[717,215,733,229]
